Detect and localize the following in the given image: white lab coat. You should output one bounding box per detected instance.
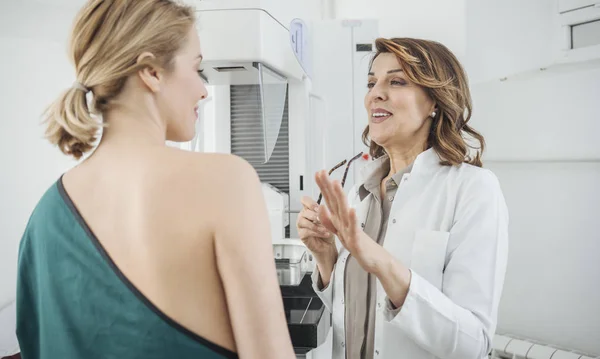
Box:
[311,148,509,359]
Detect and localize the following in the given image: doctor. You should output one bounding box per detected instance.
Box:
[297,37,509,359]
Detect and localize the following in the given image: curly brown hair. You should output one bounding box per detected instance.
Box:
[363,37,485,167]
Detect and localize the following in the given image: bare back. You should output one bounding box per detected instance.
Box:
[61,145,294,357]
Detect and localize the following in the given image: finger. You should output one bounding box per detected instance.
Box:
[316,171,339,215]
[318,204,338,235]
[300,196,319,212]
[323,180,342,227]
[298,208,319,223]
[348,208,359,235]
[298,228,333,239]
[329,180,348,224]
[298,216,326,232]
[346,208,361,247]
[298,217,330,235]
[314,171,328,201]
[333,180,351,227]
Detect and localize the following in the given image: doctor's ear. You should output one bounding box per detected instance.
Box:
[136,52,163,93]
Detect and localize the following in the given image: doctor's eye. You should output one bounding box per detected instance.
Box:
[391,79,407,86]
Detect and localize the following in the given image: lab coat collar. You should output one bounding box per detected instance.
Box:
[359,148,442,180]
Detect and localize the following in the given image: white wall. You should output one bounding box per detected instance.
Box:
[472,67,600,161]
[334,0,467,60]
[465,0,556,84]
[487,161,600,355]
[466,0,600,355]
[0,2,82,308]
[472,67,600,356]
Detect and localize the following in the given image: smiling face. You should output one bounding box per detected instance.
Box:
[363,52,435,152]
[159,27,208,142]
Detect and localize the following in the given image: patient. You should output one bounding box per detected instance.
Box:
[15,1,295,358]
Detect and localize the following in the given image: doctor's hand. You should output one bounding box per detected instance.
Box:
[297,196,336,255]
[315,170,385,274]
[297,195,339,287]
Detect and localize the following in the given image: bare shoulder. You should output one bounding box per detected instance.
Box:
[156,148,257,183]
[154,148,261,206]
[187,151,259,191]
[202,152,260,182]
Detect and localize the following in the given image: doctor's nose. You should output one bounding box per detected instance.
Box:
[367,83,388,103]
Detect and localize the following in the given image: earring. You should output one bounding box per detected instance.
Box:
[431,111,437,118]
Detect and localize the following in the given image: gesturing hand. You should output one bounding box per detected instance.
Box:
[314,170,382,273]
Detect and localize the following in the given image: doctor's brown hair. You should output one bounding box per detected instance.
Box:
[363,38,485,167]
[44,0,195,160]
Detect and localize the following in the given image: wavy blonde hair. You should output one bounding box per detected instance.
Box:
[44,0,195,159]
[363,37,485,167]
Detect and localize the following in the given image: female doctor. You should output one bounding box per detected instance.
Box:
[297,37,509,359]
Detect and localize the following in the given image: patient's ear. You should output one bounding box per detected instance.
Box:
[136,52,163,93]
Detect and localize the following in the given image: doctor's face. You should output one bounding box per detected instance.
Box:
[364,53,435,151]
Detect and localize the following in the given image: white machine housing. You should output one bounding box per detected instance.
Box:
[191,0,317,241]
[261,183,289,243]
[194,0,306,84]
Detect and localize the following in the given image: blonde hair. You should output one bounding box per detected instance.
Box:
[363,37,485,167]
[44,0,195,159]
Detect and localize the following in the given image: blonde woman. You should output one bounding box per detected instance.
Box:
[298,38,509,359]
[16,1,294,358]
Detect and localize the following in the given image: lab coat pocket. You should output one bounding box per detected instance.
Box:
[410,230,450,290]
